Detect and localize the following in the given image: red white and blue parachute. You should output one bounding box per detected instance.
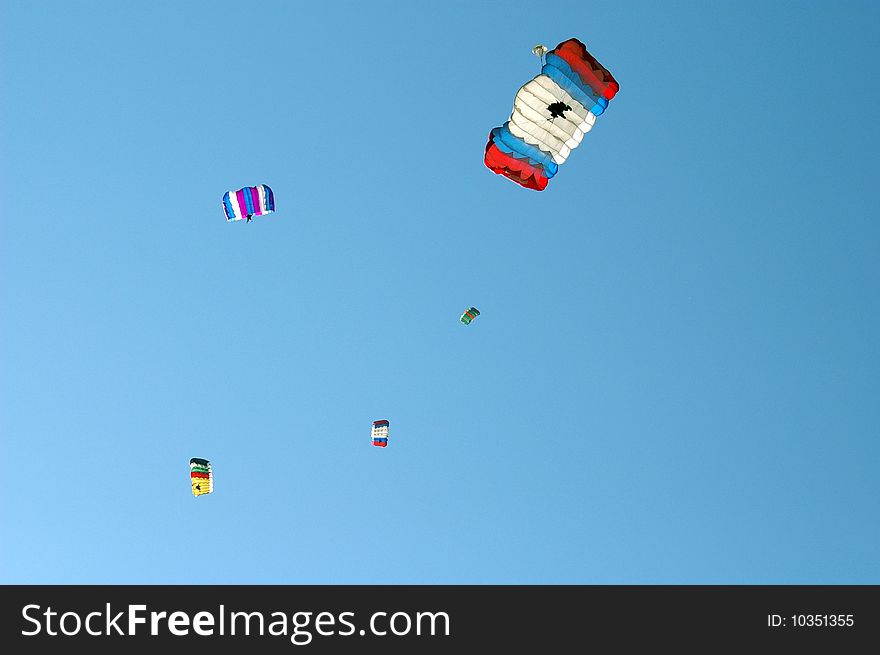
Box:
[371,420,389,448]
[222,184,275,222]
[484,39,619,190]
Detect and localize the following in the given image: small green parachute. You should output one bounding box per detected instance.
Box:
[460,307,480,325]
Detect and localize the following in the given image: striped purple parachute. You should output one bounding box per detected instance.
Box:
[222,184,275,222]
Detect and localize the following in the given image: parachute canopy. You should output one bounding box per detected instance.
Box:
[223,184,275,222]
[190,458,213,497]
[484,38,619,190]
[460,307,480,325]
[371,420,389,448]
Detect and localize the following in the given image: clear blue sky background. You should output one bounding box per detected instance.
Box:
[1,1,878,584]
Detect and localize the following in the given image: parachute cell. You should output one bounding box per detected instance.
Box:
[460,307,480,325]
[484,38,618,190]
[371,420,389,448]
[190,458,213,497]
[222,184,275,222]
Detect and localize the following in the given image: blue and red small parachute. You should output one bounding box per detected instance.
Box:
[371,420,389,448]
[223,184,275,222]
[484,38,619,190]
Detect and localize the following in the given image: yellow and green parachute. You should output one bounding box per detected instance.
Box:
[190,458,213,497]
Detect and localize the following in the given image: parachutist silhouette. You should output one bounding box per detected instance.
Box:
[547,101,572,119]
[246,214,253,223]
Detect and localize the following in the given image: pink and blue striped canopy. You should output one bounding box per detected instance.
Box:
[222,184,275,222]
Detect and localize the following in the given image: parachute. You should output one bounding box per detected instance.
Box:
[371,420,389,448]
[460,307,480,325]
[190,458,213,497]
[222,184,275,222]
[484,38,619,190]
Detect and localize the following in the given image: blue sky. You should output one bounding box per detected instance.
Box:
[1,0,878,583]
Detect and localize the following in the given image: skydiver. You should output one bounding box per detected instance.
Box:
[246,214,253,223]
[547,101,572,120]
